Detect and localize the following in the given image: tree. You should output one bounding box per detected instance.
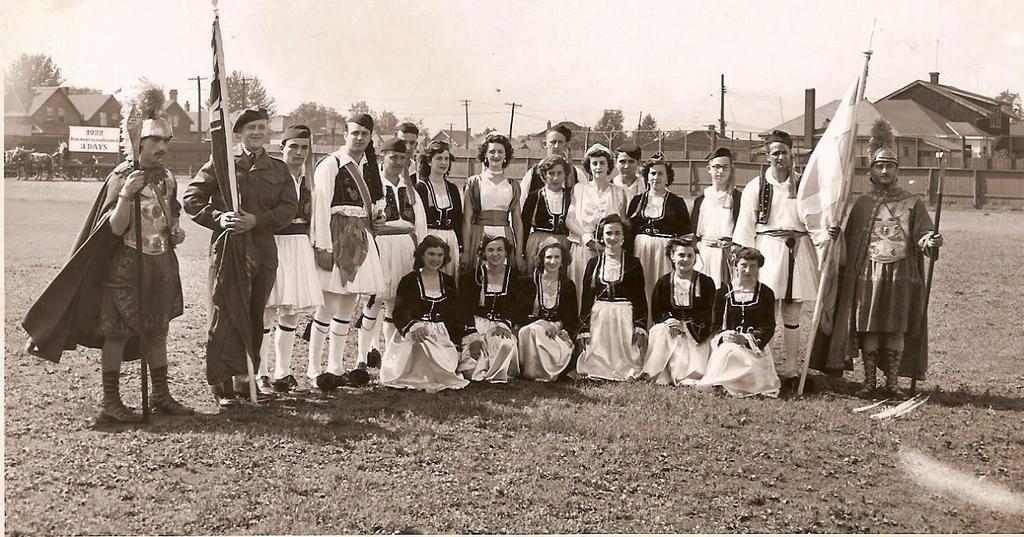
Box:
[348,100,373,118]
[66,86,103,95]
[4,53,63,97]
[225,70,276,114]
[995,90,1022,122]
[595,109,625,148]
[289,101,345,136]
[637,113,658,145]
[376,110,399,135]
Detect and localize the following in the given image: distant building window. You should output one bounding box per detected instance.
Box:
[99,112,108,126]
[903,145,909,157]
[111,112,119,124]
[991,112,1002,128]
[46,106,54,121]
[58,107,65,122]
[171,114,179,128]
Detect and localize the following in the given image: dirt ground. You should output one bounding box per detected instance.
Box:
[4,178,1023,534]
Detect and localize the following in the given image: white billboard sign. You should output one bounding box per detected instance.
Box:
[68,126,120,153]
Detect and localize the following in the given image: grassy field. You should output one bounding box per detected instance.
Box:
[4,178,1024,534]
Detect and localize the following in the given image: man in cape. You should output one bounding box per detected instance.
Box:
[23,84,194,422]
[183,107,298,406]
[810,136,942,397]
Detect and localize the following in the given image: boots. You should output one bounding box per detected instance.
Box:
[150,365,195,415]
[98,370,141,422]
[883,349,902,395]
[856,350,878,399]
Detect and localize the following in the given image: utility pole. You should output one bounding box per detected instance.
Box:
[719,74,727,135]
[505,102,522,137]
[189,76,208,140]
[461,99,472,175]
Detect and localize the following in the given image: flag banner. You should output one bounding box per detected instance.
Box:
[205,12,260,385]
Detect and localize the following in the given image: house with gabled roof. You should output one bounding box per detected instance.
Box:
[67,92,121,128]
[4,86,82,137]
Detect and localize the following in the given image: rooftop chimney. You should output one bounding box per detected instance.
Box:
[169,89,178,103]
[804,88,815,150]
[929,72,940,84]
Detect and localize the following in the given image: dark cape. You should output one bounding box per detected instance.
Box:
[808,187,932,379]
[23,169,143,362]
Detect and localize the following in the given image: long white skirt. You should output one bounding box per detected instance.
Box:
[641,322,710,386]
[427,228,460,278]
[376,233,417,300]
[458,317,518,383]
[266,234,324,316]
[569,242,597,310]
[634,234,672,318]
[754,234,818,301]
[696,331,780,397]
[695,243,729,289]
[379,321,469,392]
[318,228,384,295]
[577,301,642,381]
[517,320,573,381]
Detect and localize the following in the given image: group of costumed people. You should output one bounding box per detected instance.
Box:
[22,82,943,422]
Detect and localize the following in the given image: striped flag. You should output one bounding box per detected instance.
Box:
[209,12,238,210]
[797,77,863,244]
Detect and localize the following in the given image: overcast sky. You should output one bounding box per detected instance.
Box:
[3,0,1022,136]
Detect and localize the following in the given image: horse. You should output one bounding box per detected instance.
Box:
[28,150,53,180]
[51,149,83,181]
[6,147,32,179]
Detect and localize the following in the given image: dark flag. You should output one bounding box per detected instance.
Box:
[204,9,258,399]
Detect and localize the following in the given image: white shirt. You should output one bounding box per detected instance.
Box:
[734,167,807,249]
[567,180,628,245]
[310,149,367,251]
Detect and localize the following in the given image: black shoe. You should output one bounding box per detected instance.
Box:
[316,372,338,392]
[366,349,382,368]
[97,400,143,423]
[337,368,370,387]
[271,375,299,393]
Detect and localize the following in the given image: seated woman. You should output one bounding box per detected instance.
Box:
[627,153,690,321]
[415,141,463,277]
[459,235,525,383]
[696,247,781,397]
[461,133,524,275]
[576,214,648,381]
[380,236,468,392]
[517,238,578,381]
[640,237,716,385]
[522,155,573,274]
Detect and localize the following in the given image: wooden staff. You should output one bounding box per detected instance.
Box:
[134,188,150,422]
[911,153,944,394]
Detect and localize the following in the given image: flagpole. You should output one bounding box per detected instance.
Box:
[911,152,944,394]
[212,3,257,404]
[797,27,876,397]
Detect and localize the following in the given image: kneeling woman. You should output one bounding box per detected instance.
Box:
[576,215,648,381]
[518,239,578,381]
[697,247,781,397]
[380,236,468,392]
[459,236,525,382]
[641,237,716,385]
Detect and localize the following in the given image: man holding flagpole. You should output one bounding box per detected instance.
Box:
[809,124,942,397]
[734,130,820,386]
[184,107,298,406]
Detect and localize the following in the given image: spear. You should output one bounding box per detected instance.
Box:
[911,151,944,394]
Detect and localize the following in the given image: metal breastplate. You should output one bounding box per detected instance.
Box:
[867,199,911,264]
[123,179,171,255]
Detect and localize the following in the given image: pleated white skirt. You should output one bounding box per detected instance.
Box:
[754,234,818,301]
[266,234,324,316]
[517,321,573,381]
[641,322,710,386]
[318,228,384,295]
[379,322,469,392]
[376,233,417,300]
[696,331,781,397]
[576,301,642,381]
[634,234,673,317]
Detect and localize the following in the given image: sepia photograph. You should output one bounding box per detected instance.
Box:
[3,0,1023,534]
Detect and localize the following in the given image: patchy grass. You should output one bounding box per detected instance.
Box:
[4,180,1024,534]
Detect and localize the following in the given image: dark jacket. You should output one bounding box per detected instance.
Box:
[579,253,648,333]
[627,190,690,239]
[393,270,462,342]
[460,265,527,334]
[712,282,776,350]
[520,272,579,338]
[650,271,717,343]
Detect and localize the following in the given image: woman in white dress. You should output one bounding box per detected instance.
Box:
[461,134,524,275]
[691,147,741,288]
[380,236,468,392]
[576,215,648,381]
[566,144,628,308]
[459,236,525,383]
[626,153,690,321]
[697,247,781,397]
[415,141,463,277]
[640,237,716,386]
[517,238,578,381]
